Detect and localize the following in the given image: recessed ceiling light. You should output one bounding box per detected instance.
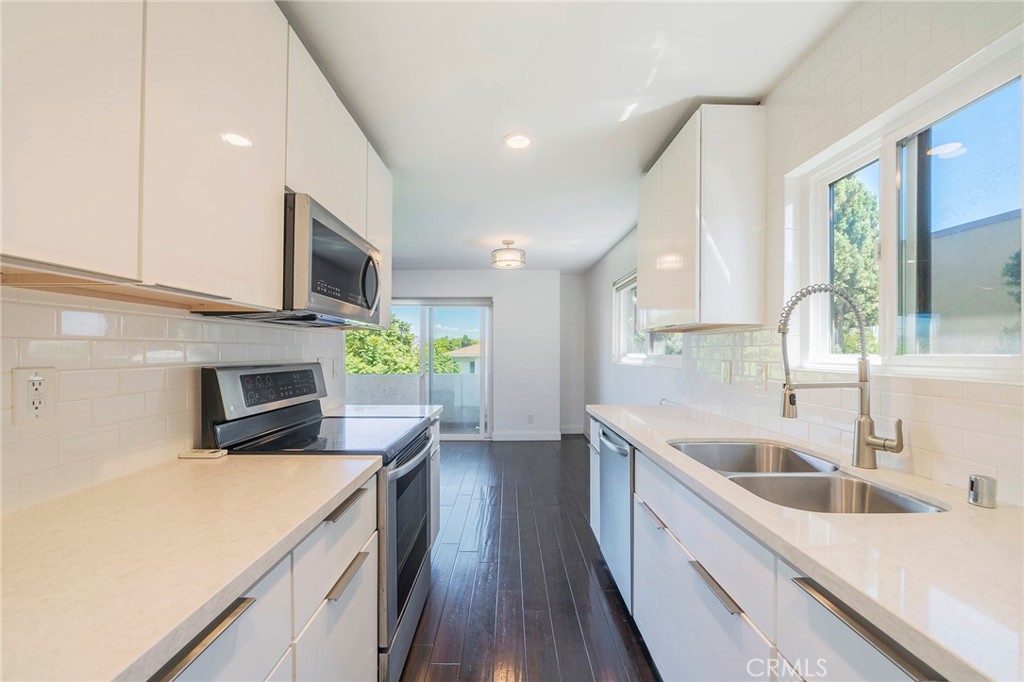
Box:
[926,142,962,156]
[502,133,532,150]
[220,132,253,147]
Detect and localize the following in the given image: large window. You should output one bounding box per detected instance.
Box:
[896,79,1021,356]
[805,65,1022,376]
[613,272,682,364]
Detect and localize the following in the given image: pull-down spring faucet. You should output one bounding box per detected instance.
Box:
[778,283,903,469]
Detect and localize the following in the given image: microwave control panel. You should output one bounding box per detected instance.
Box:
[240,369,318,407]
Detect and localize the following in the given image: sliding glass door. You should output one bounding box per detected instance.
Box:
[346,300,491,439]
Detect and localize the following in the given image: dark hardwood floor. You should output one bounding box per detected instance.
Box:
[401,436,658,682]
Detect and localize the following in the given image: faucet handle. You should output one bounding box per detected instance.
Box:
[886,419,904,453]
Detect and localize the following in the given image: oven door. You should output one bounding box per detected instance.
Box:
[380,430,432,648]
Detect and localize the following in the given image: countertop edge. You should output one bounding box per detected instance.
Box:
[114,458,380,682]
[586,404,1000,682]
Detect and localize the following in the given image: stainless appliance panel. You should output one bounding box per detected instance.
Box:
[599,425,633,611]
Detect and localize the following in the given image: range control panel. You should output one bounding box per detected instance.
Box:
[240,369,318,407]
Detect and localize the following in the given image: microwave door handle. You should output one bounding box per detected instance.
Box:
[362,255,380,312]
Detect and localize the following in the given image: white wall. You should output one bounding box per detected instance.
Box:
[584,2,1024,504]
[1,288,346,513]
[392,270,561,440]
[559,274,586,433]
[584,229,683,407]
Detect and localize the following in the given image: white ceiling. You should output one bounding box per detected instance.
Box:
[283,1,852,274]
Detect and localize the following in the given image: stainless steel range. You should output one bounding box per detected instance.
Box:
[201,362,432,682]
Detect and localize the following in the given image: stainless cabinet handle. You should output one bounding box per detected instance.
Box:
[147,283,232,301]
[149,597,256,682]
[327,551,370,601]
[688,560,742,616]
[325,487,368,523]
[638,500,666,530]
[599,432,629,457]
[791,578,943,682]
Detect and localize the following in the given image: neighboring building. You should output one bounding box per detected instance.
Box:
[448,343,480,374]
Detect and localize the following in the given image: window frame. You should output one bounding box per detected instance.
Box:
[612,270,683,367]
[800,51,1022,381]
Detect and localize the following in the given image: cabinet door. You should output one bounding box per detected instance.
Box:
[777,561,914,682]
[140,1,287,308]
[366,145,393,328]
[286,29,368,237]
[266,647,294,682]
[698,105,765,325]
[294,533,379,682]
[633,494,772,682]
[635,158,662,328]
[176,556,292,682]
[659,111,701,327]
[2,1,143,279]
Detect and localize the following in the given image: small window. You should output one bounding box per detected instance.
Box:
[613,272,683,363]
[897,78,1022,356]
[828,160,880,354]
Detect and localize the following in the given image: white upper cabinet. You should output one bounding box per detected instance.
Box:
[140,1,287,308]
[1,1,143,280]
[637,104,765,331]
[286,29,369,238]
[366,145,393,328]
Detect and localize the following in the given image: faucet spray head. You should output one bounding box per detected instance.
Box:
[781,385,798,419]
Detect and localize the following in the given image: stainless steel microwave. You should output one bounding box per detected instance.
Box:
[203,193,382,328]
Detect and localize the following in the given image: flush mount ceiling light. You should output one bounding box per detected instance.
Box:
[491,240,526,269]
[501,132,532,149]
[926,141,966,158]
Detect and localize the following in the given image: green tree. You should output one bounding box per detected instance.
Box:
[831,176,880,354]
[1003,249,1021,306]
[345,316,419,374]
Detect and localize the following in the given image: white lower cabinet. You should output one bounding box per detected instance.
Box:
[776,561,914,682]
[589,443,601,538]
[294,532,379,682]
[633,494,771,681]
[176,556,292,682]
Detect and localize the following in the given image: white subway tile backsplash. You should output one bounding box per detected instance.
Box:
[932,397,1001,435]
[21,339,90,368]
[1,289,346,513]
[59,426,119,464]
[3,437,60,478]
[93,394,146,426]
[2,302,57,337]
[59,369,119,402]
[145,389,187,417]
[120,367,166,394]
[60,310,117,338]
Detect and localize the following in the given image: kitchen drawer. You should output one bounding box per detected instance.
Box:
[294,532,379,682]
[174,556,291,682]
[292,477,377,635]
[777,561,916,682]
[633,494,773,681]
[635,452,775,638]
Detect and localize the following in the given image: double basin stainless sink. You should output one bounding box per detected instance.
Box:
[669,441,944,514]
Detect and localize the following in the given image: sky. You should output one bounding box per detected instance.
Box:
[392,305,482,344]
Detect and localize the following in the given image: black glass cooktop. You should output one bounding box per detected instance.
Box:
[237,415,428,463]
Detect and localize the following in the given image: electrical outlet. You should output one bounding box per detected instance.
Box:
[13,367,57,425]
[720,361,732,385]
[527,414,535,424]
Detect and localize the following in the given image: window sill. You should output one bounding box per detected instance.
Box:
[801,358,1023,384]
[614,355,684,369]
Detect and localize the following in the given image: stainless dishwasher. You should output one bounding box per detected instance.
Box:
[598,424,633,611]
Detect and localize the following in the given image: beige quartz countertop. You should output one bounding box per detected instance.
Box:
[323,403,444,419]
[588,404,1023,682]
[1,454,380,682]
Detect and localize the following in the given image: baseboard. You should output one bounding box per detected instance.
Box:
[491,430,563,442]
[560,424,584,434]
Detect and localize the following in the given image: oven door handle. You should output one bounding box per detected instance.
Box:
[387,434,435,482]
